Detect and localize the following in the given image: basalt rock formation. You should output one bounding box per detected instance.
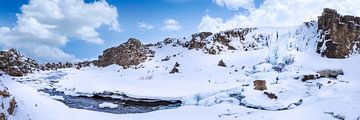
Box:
[317,8,360,58]
[96,38,155,68]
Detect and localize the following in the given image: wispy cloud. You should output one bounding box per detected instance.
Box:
[161,19,182,31]
[213,0,255,10]
[0,0,120,62]
[199,0,360,32]
[138,22,155,30]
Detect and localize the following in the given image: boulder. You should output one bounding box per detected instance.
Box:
[253,80,267,91]
[217,59,226,67]
[96,38,155,68]
[316,69,344,78]
[7,98,16,115]
[0,90,10,98]
[301,74,318,82]
[169,62,180,74]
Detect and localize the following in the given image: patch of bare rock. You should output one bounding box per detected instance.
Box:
[253,80,267,91]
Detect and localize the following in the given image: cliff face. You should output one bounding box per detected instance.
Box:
[317,8,360,58]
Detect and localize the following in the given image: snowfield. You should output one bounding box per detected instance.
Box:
[1,23,360,120]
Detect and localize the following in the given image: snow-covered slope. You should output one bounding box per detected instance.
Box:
[1,22,360,120]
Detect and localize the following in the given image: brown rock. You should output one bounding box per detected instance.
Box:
[264,92,278,99]
[317,8,360,58]
[0,113,5,120]
[301,74,318,82]
[7,98,16,115]
[96,38,155,68]
[253,80,267,91]
[0,90,10,98]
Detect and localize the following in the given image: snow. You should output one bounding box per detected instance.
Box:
[1,22,360,120]
[99,102,118,109]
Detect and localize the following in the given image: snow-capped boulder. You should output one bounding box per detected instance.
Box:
[96,38,155,68]
[317,8,360,58]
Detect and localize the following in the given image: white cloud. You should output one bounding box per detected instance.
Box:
[138,22,155,30]
[161,19,182,31]
[213,0,255,10]
[199,0,360,33]
[0,0,120,62]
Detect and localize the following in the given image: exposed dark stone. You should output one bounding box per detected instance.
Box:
[163,38,173,45]
[174,62,180,68]
[317,8,360,58]
[217,59,226,67]
[161,56,171,62]
[169,62,180,74]
[302,74,318,82]
[264,92,278,99]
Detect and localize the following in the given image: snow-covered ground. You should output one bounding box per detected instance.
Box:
[1,23,360,120]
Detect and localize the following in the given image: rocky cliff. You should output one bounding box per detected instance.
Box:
[317,8,360,58]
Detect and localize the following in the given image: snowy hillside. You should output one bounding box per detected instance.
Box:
[0,18,359,120]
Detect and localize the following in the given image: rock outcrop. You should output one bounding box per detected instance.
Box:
[0,49,39,76]
[317,8,360,58]
[183,32,213,50]
[96,38,155,68]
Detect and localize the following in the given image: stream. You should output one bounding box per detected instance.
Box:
[39,88,182,114]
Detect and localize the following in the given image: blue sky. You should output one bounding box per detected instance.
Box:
[0,0,251,60]
[1,0,357,62]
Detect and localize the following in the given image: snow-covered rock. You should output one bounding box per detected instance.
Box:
[98,102,118,109]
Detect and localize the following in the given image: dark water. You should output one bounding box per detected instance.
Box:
[39,88,182,114]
